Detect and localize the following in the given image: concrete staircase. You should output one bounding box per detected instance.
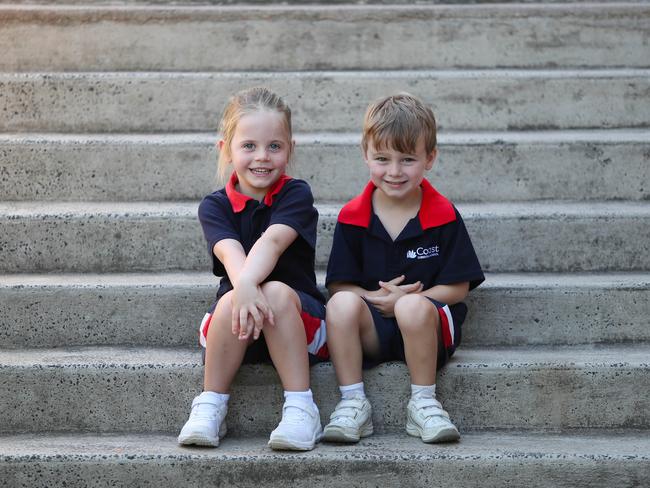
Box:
[1,1,649,487]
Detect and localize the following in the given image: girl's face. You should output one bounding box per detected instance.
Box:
[222,110,293,200]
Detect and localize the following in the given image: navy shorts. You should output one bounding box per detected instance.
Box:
[361,297,466,370]
[199,289,328,365]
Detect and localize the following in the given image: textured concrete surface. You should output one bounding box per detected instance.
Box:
[2,201,649,272]
[1,272,649,348]
[2,130,649,202]
[1,345,648,434]
[1,432,649,488]
[1,4,649,71]
[2,70,649,132]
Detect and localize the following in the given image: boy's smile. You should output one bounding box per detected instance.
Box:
[364,137,436,202]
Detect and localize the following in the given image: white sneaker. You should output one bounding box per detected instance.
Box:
[177,393,227,447]
[406,396,460,443]
[268,399,322,451]
[323,396,373,443]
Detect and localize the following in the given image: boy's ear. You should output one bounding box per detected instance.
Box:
[425,148,437,170]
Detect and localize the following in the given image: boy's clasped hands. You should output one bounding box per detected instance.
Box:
[363,275,423,318]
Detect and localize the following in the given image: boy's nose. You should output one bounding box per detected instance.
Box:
[387,162,401,175]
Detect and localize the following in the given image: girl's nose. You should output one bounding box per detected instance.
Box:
[255,149,269,161]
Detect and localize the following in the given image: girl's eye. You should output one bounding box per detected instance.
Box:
[269,143,281,151]
[242,143,255,150]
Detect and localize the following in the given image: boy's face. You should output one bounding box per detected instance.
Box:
[364,137,436,201]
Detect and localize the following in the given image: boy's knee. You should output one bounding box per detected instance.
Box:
[394,295,438,332]
[327,291,365,320]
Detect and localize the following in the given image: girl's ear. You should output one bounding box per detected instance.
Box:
[217,140,225,151]
[426,148,437,170]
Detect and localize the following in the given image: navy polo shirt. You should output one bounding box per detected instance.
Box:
[198,173,325,304]
[326,180,484,293]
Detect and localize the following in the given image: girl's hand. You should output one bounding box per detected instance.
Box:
[231,279,274,341]
[364,278,423,317]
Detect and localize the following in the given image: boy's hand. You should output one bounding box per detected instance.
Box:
[364,277,423,317]
[231,279,275,341]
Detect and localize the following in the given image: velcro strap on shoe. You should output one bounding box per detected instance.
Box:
[415,398,450,420]
[329,398,365,420]
[283,399,317,419]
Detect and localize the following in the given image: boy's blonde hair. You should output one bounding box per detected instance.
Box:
[361,93,437,155]
[217,87,292,181]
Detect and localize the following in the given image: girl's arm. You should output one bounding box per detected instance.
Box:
[227,223,299,340]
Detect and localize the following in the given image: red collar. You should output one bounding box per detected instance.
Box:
[338,179,456,229]
[225,172,292,213]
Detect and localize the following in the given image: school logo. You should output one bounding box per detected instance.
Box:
[406,245,440,260]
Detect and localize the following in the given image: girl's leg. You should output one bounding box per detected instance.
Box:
[257,281,310,390]
[204,290,249,393]
[179,291,244,447]
[259,281,320,450]
[393,294,439,385]
[326,291,379,386]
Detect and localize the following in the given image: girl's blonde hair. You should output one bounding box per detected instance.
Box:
[217,87,292,181]
[361,93,437,155]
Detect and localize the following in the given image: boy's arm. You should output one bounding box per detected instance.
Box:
[328,276,422,299]
[418,281,470,305]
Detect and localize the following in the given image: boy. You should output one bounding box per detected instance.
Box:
[323,93,484,444]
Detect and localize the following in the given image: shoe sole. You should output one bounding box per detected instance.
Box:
[178,423,227,447]
[322,423,373,443]
[406,422,460,443]
[268,431,323,451]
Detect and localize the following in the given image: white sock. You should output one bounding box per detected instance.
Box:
[411,384,436,399]
[284,389,315,409]
[340,382,366,400]
[200,390,230,406]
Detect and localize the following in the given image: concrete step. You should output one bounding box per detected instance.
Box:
[1,431,649,488]
[1,345,648,434]
[2,130,649,202]
[1,201,649,273]
[1,272,649,349]
[2,70,649,133]
[2,4,648,72]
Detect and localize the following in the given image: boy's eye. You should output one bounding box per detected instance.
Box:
[269,143,281,151]
[375,157,388,162]
[402,158,416,164]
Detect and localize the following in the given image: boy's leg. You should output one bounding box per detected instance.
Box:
[326,291,380,386]
[259,281,321,451]
[179,291,243,447]
[393,294,440,385]
[323,291,378,442]
[394,294,460,443]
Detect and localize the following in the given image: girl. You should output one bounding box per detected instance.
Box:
[178,87,328,451]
